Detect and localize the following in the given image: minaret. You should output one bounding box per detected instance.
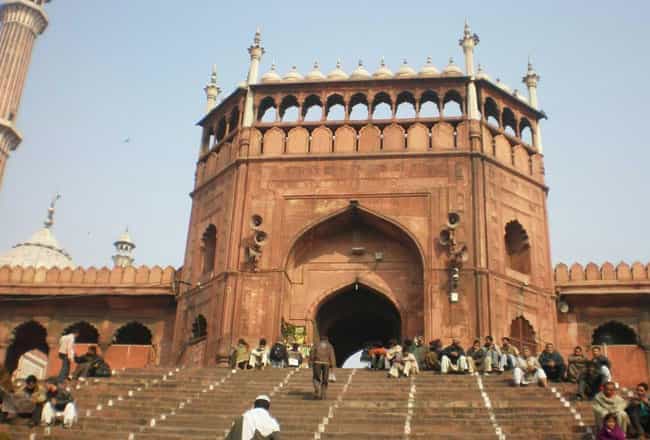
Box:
[242,28,265,127]
[0,0,50,190]
[112,228,136,268]
[204,64,221,114]
[459,20,481,121]
[522,60,543,152]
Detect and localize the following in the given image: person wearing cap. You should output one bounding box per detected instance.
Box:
[310,335,336,400]
[225,395,281,440]
[14,375,46,427]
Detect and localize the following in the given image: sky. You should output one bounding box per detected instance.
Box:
[0,0,648,268]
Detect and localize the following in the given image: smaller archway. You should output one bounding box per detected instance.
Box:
[62,321,99,343]
[592,321,638,345]
[442,90,463,117]
[302,95,323,121]
[505,220,531,274]
[509,316,537,354]
[113,322,152,345]
[258,96,277,122]
[191,314,208,340]
[326,94,345,121]
[201,224,217,274]
[4,320,49,373]
[371,92,392,119]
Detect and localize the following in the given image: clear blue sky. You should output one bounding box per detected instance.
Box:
[0,0,648,268]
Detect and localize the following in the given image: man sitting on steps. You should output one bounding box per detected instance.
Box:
[249,339,269,369]
[592,381,629,434]
[225,395,281,440]
[310,335,336,400]
[440,339,469,374]
[499,337,519,371]
[538,343,566,383]
[512,347,547,387]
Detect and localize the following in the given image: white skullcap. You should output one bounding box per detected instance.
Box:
[255,395,271,402]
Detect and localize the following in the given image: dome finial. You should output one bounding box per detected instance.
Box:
[44,193,61,229]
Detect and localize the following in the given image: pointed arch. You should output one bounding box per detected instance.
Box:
[592,321,638,345]
[4,320,49,373]
[509,316,537,354]
[62,321,99,343]
[113,322,152,345]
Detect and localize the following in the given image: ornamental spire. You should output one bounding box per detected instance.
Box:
[44,193,61,229]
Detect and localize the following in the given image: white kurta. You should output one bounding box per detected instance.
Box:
[241,407,280,440]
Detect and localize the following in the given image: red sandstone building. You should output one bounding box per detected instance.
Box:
[0,1,647,386]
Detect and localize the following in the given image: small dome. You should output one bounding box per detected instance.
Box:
[350,60,371,80]
[513,89,528,103]
[372,57,393,79]
[327,60,349,81]
[442,58,463,76]
[261,64,281,83]
[419,56,440,77]
[115,229,135,248]
[396,59,416,78]
[283,66,303,82]
[476,64,490,81]
[0,228,73,269]
[495,78,512,93]
[305,61,326,81]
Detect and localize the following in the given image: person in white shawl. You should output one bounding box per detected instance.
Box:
[512,347,547,387]
[592,382,630,434]
[225,395,281,440]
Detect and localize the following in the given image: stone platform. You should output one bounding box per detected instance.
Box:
[0,367,596,439]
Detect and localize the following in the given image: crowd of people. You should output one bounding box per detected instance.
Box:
[0,329,111,429]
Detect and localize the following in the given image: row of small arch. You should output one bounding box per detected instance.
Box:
[0,265,176,285]
[554,262,650,282]
[198,122,543,185]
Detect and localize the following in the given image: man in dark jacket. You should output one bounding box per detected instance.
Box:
[14,375,46,427]
[73,346,107,379]
[440,339,469,374]
[42,379,76,428]
[424,339,443,371]
[627,382,650,438]
[269,341,288,368]
[310,335,336,400]
[538,343,565,382]
[467,339,488,374]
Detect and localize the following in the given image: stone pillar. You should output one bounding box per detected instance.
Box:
[242,29,264,128]
[0,0,49,191]
[204,65,221,114]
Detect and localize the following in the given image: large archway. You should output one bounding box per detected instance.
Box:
[316,283,401,366]
[4,320,49,373]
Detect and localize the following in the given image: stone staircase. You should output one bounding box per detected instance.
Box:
[0,368,595,439]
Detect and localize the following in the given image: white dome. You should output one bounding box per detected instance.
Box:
[305,61,326,81]
[396,59,416,78]
[372,58,393,79]
[350,60,371,80]
[283,66,303,82]
[261,64,281,83]
[0,228,73,269]
[442,58,463,76]
[327,60,349,80]
[419,56,440,77]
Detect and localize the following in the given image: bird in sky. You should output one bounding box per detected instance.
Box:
[123,137,131,144]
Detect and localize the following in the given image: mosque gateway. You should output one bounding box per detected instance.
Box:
[0,2,647,391]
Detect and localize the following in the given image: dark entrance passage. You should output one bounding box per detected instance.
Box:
[316,284,401,367]
[5,320,49,373]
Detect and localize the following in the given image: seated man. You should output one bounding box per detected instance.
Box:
[626,382,650,438]
[268,340,288,369]
[592,381,629,434]
[591,345,613,385]
[73,345,107,379]
[225,395,280,440]
[566,346,588,383]
[513,347,547,387]
[467,339,488,374]
[440,339,469,374]
[424,339,443,371]
[403,348,419,377]
[577,361,602,401]
[287,343,303,368]
[0,364,15,424]
[384,340,403,370]
[411,337,427,371]
[538,343,566,382]
[249,339,269,369]
[483,336,501,373]
[13,375,46,427]
[387,350,406,378]
[231,339,250,370]
[42,379,77,428]
[367,342,387,370]
[499,337,519,371]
